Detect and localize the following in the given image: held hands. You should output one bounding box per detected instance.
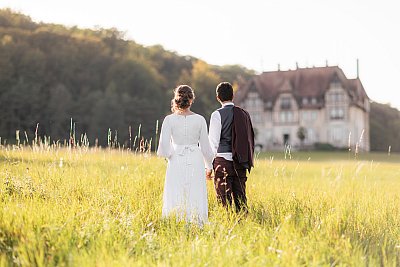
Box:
[206,169,213,180]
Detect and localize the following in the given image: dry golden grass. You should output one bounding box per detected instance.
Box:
[1,147,400,266]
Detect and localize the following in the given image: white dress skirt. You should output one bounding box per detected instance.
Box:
[157,113,214,224]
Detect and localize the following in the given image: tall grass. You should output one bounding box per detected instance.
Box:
[1,146,400,266]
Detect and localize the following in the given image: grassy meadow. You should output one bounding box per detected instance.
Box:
[1,147,400,266]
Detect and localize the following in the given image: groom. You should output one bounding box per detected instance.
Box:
[207,82,255,212]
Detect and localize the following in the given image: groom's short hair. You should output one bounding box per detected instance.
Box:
[216,82,233,101]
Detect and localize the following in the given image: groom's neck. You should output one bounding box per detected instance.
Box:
[220,100,233,106]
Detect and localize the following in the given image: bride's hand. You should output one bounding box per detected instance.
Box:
[206,169,213,180]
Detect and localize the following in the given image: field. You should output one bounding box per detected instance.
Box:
[1,147,400,266]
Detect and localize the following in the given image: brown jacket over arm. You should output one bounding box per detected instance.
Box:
[232,106,255,172]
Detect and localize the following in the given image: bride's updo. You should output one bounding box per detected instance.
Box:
[171,85,195,112]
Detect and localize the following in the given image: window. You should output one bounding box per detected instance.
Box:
[280,111,293,123]
[331,80,341,88]
[281,97,291,109]
[247,92,264,109]
[311,97,317,104]
[255,98,263,108]
[245,99,251,107]
[280,112,285,122]
[287,111,293,122]
[247,92,259,107]
[249,111,262,124]
[266,112,272,122]
[328,91,346,104]
[330,107,344,120]
[246,91,264,124]
[265,130,272,141]
[307,128,315,142]
[302,111,309,121]
[311,111,318,120]
[333,92,344,103]
[302,111,318,121]
[331,127,344,142]
[248,92,258,98]
[302,97,309,105]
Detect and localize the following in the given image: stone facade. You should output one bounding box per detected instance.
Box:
[235,66,370,151]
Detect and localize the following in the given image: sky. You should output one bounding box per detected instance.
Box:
[1,0,400,109]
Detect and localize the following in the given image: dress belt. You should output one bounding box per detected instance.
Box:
[173,144,199,156]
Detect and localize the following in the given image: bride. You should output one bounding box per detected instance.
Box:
[157,85,214,224]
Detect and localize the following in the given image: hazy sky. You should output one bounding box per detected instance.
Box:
[2,0,400,109]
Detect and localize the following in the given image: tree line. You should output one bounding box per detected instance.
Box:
[0,9,254,148]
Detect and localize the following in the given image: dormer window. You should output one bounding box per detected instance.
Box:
[246,92,259,107]
[311,98,317,104]
[333,92,344,103]
[281,97,291,110]
[266,101,272,108]
[327,91,346,104]
[330,107,344,120]
[302,97,309,105]
[332,81,341,88]
[331,75,342,88]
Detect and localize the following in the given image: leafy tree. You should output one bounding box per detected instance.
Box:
[46,84,72,140]
[190,60,221,119]
[297,126,307,149]
[370,102,400,152]
[90,83,124,145]
[0,9,37,30]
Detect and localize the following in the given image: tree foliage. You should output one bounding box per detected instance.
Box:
[0,9,253,146]
[369,102,400,152]
[297,126,306,149]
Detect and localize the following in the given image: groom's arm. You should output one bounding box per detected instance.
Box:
[208,111,221,158]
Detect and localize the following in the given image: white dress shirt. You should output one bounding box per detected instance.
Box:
[209,102,234,161]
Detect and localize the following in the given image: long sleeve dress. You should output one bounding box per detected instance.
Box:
[157,113,214,224]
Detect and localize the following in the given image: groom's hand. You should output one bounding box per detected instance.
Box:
[206,169,213,180]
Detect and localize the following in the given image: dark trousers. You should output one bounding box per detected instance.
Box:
[213,157,248,212]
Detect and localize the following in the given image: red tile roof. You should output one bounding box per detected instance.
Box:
[235,66,369,110]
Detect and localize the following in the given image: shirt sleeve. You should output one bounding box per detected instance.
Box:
[157,116,173,158]
[199,117,214,170]
[208,111,221,157]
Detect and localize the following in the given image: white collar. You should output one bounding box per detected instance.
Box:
[222,102,234,107]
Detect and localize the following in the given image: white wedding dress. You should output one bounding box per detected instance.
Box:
[157,113,214,224]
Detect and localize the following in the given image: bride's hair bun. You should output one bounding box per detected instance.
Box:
[171,85,195,112]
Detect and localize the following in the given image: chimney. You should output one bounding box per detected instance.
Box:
[296,62,299,69]
[356,58,359,78]
[260,57,264,72]
[278,64,281,71]
[325,59,328,67]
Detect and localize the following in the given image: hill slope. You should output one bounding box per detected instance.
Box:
[0,9,253,146]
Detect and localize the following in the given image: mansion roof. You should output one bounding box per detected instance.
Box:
[235,66,369,110]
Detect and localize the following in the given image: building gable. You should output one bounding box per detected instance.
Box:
[235,66,369,111]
